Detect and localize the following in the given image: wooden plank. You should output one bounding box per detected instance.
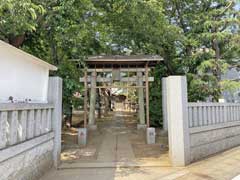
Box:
[27,110,35,139]
[0,112,8,149]
[85,55,163,61]
[8,111,18,145]
[87,68,150,72]
[88,85,146,89]
[18,110,27,142]
[80,77,154,82]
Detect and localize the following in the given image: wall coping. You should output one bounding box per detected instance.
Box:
[0,103,54,111]
[188,102,240,107]
[190,121,240,134]
[0,132,54,163]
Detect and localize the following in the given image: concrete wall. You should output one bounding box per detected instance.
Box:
[0,135,54,180]
[0,77,62,179]
[189,122,240,162]
[165,75,240,166]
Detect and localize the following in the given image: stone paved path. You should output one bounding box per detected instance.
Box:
[59,111,169,169]
[41,111,240,180]
[97,112,135,162]
[41,146,240,180]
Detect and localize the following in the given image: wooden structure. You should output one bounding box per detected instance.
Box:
[79,55,162,129]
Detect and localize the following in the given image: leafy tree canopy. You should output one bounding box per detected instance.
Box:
[0,0,239,126]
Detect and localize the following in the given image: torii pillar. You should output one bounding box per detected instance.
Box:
[137,71,146,129]
[88,71,97,130]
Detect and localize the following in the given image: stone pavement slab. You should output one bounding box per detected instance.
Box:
[41,111,240,180]
[41,146,240,180]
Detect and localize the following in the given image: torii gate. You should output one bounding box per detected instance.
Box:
[80,55,162,130]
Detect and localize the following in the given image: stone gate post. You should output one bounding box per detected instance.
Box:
[166,76,190,166]
[48,77,63,168]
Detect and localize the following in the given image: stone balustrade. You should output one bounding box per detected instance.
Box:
[188,103,240,128]
[0,103,54,150]
[165,76,240,166]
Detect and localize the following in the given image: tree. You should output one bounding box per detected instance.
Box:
[0,0,45,47]
[1,0,239,128]
[164,0,240,101]
[0,0,97,126]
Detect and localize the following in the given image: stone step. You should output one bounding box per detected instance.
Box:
[58,160,172,169]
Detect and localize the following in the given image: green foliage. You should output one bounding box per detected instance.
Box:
[0,0,239,126]
[149,64,168,127]
[164,0,240,101]
[220,80,240,93]
[56,59,81,114]
[187,74,213,102]
[0,0,45,37]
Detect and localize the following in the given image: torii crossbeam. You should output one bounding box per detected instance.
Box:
[78,55,162,129]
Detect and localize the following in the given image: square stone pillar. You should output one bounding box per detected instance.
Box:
[48,77,63,168]
[137,71,146,129]
[166,76,190,166]
[88,71,97,130]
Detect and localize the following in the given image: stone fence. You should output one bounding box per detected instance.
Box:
[164,76,240,167]
[0,104,53,150]
[188,103,240,127]
[0,77,62,180]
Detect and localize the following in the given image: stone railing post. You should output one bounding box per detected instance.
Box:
[166,76,190,166]
[48,77,62,168]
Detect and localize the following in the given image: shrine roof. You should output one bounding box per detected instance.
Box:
[85,55,163,66]
[84,55,163,68]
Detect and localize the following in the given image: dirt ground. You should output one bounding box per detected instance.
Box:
[61,111,169,163]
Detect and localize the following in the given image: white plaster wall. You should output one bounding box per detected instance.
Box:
[0,52,49,103]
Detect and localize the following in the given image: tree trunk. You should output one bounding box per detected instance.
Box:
[212,37,221,102]
[8,34,25,47]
